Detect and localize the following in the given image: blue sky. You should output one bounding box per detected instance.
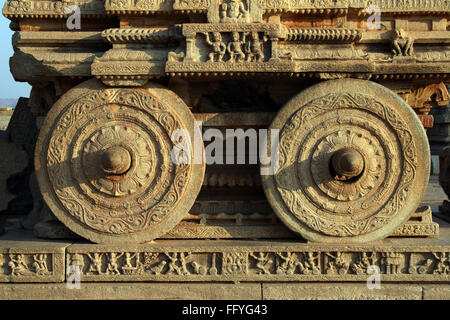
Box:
[0,11,31,98]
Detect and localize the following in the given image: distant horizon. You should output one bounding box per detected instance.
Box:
[0,13,31,99]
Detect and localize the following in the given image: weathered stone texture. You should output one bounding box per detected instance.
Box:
[262,283,423,300]
[422,285,450,300]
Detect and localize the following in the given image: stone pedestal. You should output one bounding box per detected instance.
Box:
[0,219,449,300]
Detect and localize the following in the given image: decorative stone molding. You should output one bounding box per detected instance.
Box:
[3,0,449,19]
[0,249,65,283]
[400,82,450,115]
[286,28,362,43]
[3,0,106,18]
[65,241,450,282]
[102,27,182,44]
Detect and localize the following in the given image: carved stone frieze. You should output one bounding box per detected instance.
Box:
[390,206,439,237]
[166,23,295,73]
[65,241,450,281]
[0,249,65,283]
[3,0,106,18]
[207,0,262,23]
[3,0,449,18]
[106,0,175,12]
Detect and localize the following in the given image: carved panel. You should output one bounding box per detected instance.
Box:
[65,244,450,282]
[0,250,65,283]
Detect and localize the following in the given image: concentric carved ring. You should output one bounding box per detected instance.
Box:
[261,79,430,243]
[35,79,205,243]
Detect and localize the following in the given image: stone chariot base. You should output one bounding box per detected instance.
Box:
[0,218,449,300]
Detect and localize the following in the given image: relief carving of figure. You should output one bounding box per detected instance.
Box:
[276,252,298,275]
[351,252,374,275]
[298,252,320,275]
[106,253,124,275]
[228,32,246,63]
[8,254,29,276]
[250,252,272,274]
[165,252,187,275]
[32,254,49,275]
[219,0,249,22]
[325,252,349,275]
[87,253,103,274]
[392,29,414,56]
[204,32,227,62]
[244,32,264,62]
[432,252,450,275]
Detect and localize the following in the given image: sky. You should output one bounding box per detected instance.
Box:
[0,9,31,99]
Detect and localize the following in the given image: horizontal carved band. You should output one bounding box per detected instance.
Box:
[102,27,182,44]
[66,244,450,281]
[286,28,362,43]
[3,0,449,18]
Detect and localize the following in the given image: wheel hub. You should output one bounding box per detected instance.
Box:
[331,148,365,180]
[101,146,131,175]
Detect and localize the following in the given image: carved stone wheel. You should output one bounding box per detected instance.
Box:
[261,79,430,243]
[35,79,205,243]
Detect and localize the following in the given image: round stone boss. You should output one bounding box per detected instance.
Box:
[35,79,205,243]
[261,79,430,243]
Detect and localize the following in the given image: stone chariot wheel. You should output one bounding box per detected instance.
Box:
[35,79,205,243]
[261,79,430,243]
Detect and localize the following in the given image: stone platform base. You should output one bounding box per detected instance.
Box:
[0,283,448,300]
[0,218,449,300]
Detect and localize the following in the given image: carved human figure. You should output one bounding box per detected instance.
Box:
[325,252,349,275]
[8,254,29,276]
[178,252,190,275]
[228,32,245,63]
[298,252,320,275]
[87,253,103,274]
[124,252,138,269]
[245,32,264,62]
[432,253,450,275]
[220,0,248,22]
[276,252,297,275]
[250,252,272,274]
[204,32,226,62]
[106,252,123,275]
[392,29,414,56]
[165,252,184,275]
[32,254,49,275]
[351,252,373,274]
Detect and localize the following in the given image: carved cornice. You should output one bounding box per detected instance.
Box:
[105,0,176,13]
[263,0,450,12]
[3,0,106,18]
[3,0,449,19]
